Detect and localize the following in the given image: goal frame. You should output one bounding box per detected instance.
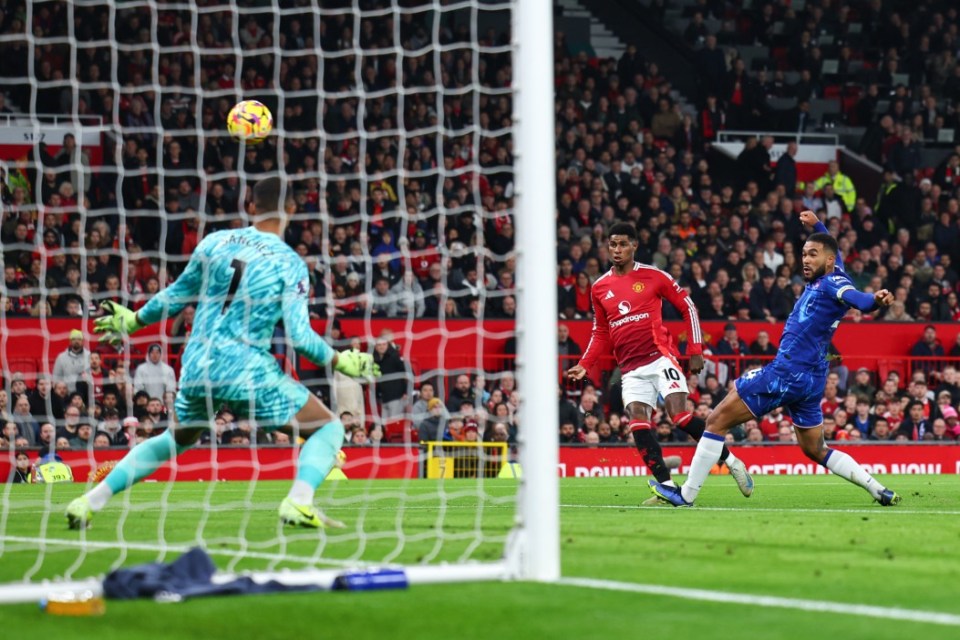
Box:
[0,0,557,602]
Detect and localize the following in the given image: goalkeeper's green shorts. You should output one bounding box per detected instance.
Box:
[174,374,310,431]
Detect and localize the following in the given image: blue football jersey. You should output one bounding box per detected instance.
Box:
[775,268,857,373]
[137,227,333,394]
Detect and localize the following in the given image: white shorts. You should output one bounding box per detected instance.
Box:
[621,356,688,409]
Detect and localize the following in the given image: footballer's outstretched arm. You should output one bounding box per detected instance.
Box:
[799,210,847,273]
[838,284,894,311]
[137,246,207,326]
[281,262,337,368]
[96,238,210,341]
[280,261,377,377]
[568,289,611,380]
[659,271,705,373]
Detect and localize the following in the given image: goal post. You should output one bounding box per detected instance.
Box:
[0,0,558,600]
[511,0,560,583]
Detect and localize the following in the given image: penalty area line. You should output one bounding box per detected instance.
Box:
[559,577,960,627]
[559,504,960,516]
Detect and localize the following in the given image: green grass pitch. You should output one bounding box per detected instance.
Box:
[1,474,958,639]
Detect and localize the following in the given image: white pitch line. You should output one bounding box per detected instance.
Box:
[559,504,960,516]
[559,576,960,627]
[6,503,959,517]
[0,535,362,568]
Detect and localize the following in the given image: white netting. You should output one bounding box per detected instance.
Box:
[0,0,542,587]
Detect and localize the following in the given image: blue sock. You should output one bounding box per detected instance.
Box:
[295,420,345,491]
[104,431,192,494]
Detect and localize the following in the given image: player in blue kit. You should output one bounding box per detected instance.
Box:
[67,177,377,529]
[650,210,902,507]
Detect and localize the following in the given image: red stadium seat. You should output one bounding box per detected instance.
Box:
[384,418,414,443]
[2,357,40,389]
[878,359,908,388]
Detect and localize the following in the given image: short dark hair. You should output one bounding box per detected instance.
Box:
[608,222,638,241]
[807,232,838,256]
[253,176,284,215]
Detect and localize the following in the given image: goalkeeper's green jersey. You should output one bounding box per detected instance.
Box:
[138,226,333,394]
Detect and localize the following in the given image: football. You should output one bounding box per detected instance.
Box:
[227,99,273,143]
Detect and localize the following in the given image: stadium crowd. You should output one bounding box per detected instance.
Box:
[2,0,960,463]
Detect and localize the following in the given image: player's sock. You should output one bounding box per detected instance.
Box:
[674,412,732,463]
[287,419,345,504]
[679,431,725,504]
[630,420,672,485]
[823,448,884,500]
[89,431,191,511]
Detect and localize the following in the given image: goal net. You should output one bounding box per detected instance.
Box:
[0,0,556,598]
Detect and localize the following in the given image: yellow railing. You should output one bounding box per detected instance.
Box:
[424,441,510,479]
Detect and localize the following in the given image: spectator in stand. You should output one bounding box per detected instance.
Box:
[557,324,581,369]
[898,402,930,441]
[882,300,913,321]
[57,405,83,441]
[714,323,748,357]
[949,333,960,358]
[1,421,18,449]
[11,394,37,447]
[813,161,856,212]
[411,382,436,425]
[417,398,445,442]
[749,268,790,320]
[7,373,28,404]
[133,344,178,400]
[446,374,476,413]
[143,397,168,431]
[53,329,90,393]
[851,398,875,437]
[389,271,425,318]
[373,330,408,420]
[0,390,9,425]
[116,416,139,447]
[97,408,123,444]
[558,386,579,428]
[69,421,93,450]
[368,277,394,317]
[36,422,56,453]
[942,406,960,438]
[28,376,61,424]
[909,325,945,375]
[78,351,110,407]
[8,451,31,483]
[849,368,877,400]
[774,141,798,194]
[748,330,777,358]
[486,421,511,444]
[935,367,960,401]
[559,421,578,444]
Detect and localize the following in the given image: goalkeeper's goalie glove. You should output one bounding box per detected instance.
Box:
[334,349,381,378]
[93,301,145,345]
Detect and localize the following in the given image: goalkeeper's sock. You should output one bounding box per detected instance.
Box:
[823,448,884,500]
[630,421,672,485]
[674,412,732,463]
[679,431,725,504]
[89,431,191,511]
[287,420,345,504]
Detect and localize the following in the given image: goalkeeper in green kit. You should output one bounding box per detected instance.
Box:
[67,177,378,530]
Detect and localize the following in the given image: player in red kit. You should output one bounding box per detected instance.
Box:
[567,222,753,501]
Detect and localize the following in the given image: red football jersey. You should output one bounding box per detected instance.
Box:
[579,262,703,374]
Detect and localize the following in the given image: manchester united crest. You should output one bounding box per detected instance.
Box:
[632,282,645,293]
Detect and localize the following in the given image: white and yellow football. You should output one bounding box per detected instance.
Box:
[227,99,273,143]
